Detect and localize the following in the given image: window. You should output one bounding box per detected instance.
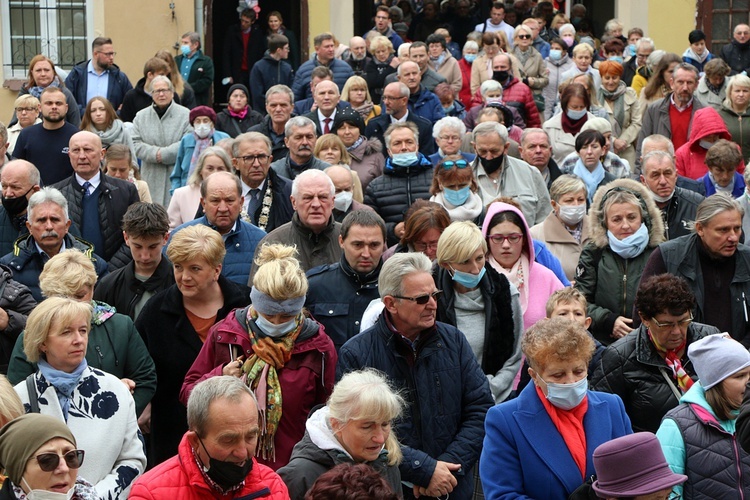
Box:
[698,0,750,53]
[2,0,90,80]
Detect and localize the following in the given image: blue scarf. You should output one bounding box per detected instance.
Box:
[607,223,649,259]
[28,78,61,99]
[38,358,88,420]
[573,158,605,204]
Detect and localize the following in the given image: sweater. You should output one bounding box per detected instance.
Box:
[11,122,78,186]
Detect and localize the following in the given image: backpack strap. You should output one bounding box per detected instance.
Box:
[26,374,39,413]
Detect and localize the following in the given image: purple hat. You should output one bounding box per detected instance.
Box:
[592,433,687,497]
[189,105,217,125]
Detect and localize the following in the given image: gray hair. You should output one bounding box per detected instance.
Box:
[390,82,410,99]
[463,40,479,53]
[641,134,675,158]
[233,132,272,157]
[480,79,502,97]
[188,146,234,187]
[200,170,242,199]
[472,121,508,143]
[186,376,257,437]
[693,194,745,233]
[1,160,40,188]
[636,37,655,51]
[150,75,174,91]
[641,150,675,175]
[291,169,335,199]
[265,84,294,103]
[397,61,420,77]
[645,50,666,71]
[28,187,68,222]
[520,127,549,146]
[604,19,623,34]
[672,62,699,80]
[379,251,432,298]
[0,121,6,144]
[384,121,419,149]
[432,117,466,140]
[558,23,576,37]
[549,174,587,202]
[182,31,201,48]
[284,115,316,138]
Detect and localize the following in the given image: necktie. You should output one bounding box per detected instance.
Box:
[247,188,261,224]
[323,118,332,134]
[82,181,91,198]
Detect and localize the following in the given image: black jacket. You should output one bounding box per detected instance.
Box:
[720,39,750,75]
[364,56,398,105]
[215,108,264,138]
[365,112,436,158]
[0,264,36,373]
[249,53,294,112]
[248,115,289,160]
[248,167,294,234]
[622,56,638,87]
[661,186,705,240]
[223,23,267,85]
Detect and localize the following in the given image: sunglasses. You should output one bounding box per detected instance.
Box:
[488,233,523,244]
[517,34,532,40]
[393,290,443,304]
[33,450,85,472]
[441,159,469,169]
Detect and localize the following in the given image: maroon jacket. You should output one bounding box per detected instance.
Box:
[180,308,337,471]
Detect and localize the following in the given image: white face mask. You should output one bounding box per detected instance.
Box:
[648,187,675,204]
[23,478,75,500]
[194,123,213,139]
[334,191,353,212]
[558,204,586,226]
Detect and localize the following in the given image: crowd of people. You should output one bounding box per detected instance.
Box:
[4,0,750,498]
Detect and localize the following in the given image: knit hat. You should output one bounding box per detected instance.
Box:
[592,432,687,497]
[581,116,612,135]
[393,23,409,35]
[0,414,77,485]
[688,334,750,390]
[189,105,217,125]
[226,83,250,103]
[332,107,365,135]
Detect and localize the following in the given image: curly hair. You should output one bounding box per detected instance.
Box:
[522,317,596,370]
[635,274,696,319]
[304,463,399,500]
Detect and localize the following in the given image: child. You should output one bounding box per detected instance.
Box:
[683,29,715,74]
[700,139,746,198]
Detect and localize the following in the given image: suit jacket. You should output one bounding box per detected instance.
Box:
[223,23,266,84]
[303,107,352,136]
[175,50,215,106]
[364,112,436,157]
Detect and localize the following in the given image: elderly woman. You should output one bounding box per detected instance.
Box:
[530,174,591,281]
[10,55,79,127]
[0,414,99,499]
[7,95,40,153]
[103,144,152,203]
[511,24,549,107]
[543,37,575,120]
[592,274,719,432]
[180,243,336,470]
[430,116,476,166]
[382,200,451,261]
[365,35,399,105]
[434,221,523,403]
[639,52,682,113]
[14,297,146,498]
[166,146,234,230]
[481,317,632,499]
[557,22,577,54]
[342,76,381,124]
[597,61,641,167]
[575,178,665,345]
[459,40,479,109]
[464,79,503,130]
[332,108,384,191]
[543,83,595,164]
[135,224,250,465]
[696,58,731,111]
[471,32,503,96]
[278,369,403,498]
[429,157,483,222]
[215,84,264,138]
[131,75,192,206]
[7,250,156,418]
[154,50,196,110]
[561,43,601,88]
[79,97,135,158]
[719,74,750,164]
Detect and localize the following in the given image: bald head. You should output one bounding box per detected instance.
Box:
[68,131,104,181]
[325,165,354,193]
[349,36,367,61]
[1,160,41,213]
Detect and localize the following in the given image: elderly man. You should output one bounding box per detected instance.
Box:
[471,122,550,225]
[623,37,654,86]
[292,33,354,101]
[519,128,561,188]
[0,160,41,256]
[1,188,107,301]
[394,60,445,124]
[129,376,289,499]
[344,36,370,76]
[12,87,79,186]
[337,252,494,499]
[492,53,542,129]
[249,169,341,282]
[429,116,476,166]
[306,210,385,349]
[641,133,705,195]
[303,80,345,136]
[292,67,351,116]
[270,116,330,180]
[248,84,294,161]
[720,23,750,75]
[325,165,372,222]
[170,171,265,285]
[176,31,215,106]
[365,122,434,246]
[53,131,139,270]
[365,82,436,157]
[640,150,704,240]
[367,5,403,51]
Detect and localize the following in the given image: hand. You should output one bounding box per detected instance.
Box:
[612,316,633,339]
[222,356,245,377]
[138,403,152,434]
[120,378,136,394]
[0,307,8,331]
[613,138,628,153]
[390,57,401,68]
[394,222,405,239]
[424,461,461,498]
[156,149,162,163]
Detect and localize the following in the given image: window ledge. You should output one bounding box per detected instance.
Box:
[2,79,24,92]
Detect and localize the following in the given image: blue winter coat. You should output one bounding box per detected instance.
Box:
[292,56,354,101]
[698,171,746,198]
[169,131,231,192]
[250,53,294,112]
[408,85,446,124]
[64,61,133,117]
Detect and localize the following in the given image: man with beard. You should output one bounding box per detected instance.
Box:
[343,36,370,76]
[269,116,330,180]
[0,160,41,256]
[720,23,750,75]
[64,36,133,117]
[12,87,79,186]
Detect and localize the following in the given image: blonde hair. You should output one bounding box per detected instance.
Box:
[572,43,594,58]
[0,375,23,426]
[545,288,588,317]
[370,35,394,54]
[39,250,97,299]
[24,297,92,363]
[253,244,308,300]
[13,94,40,109]
[166,225,226,268]
[436,221,487,266]
[314,134,352,165]
[549,174,587,202]
[341,75,373,104]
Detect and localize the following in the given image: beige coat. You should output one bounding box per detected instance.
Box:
[601,87,642,169]
[542,111,596,165]
[510,46,549,93]
[434,53,463,95]
[530,211,591,282]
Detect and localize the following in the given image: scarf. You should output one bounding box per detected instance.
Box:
[37,358,88,420]
[91,300,115,325]
[241,306,304,461]
[28,77,61,99]
[709,171,735,195]
[597,81,627,134]
[189,135,212,179]
[706,80,722,96]
[683,47,709,64]
[607,223,649,259]
[430,51,447,71]
[228,106,248,119]
[488,253,529,314]
[515,47,531,66]
[95,119,128,149]
[346,135,365,152]
[535,385,589,479]
[648,328,693,393]
[573,158,605,204]
[561,111,588,135]
[353,102,374,121]
[430,191,483,222]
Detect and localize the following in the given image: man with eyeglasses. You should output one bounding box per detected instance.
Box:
[338,251,493,500]
[720,23,750,75]
[622,37,654,86]
[65,36,133,118]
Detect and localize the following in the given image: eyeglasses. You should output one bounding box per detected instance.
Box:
[393,290,442,304]
[517,34,532,40]
[32,450,85,472]
[237,154,270,164]
[382,95,407,101]
[439,135,461,142]
[650,313,693,331]
[413,240,439,251]
[441,159,469,169]
[152,89,172,95]
[488,233,523,244]
[15,107,37,113]
[98,51,116,57]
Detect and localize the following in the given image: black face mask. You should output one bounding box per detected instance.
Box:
[1,186,33,216]
[493,70,510,83]
[480,154,504,174]
[198,437,253,491]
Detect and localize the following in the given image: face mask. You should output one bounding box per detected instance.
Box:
[485,97,503,105]
[391,152,419,167]
[608,56,624,64]
[607,222,649,259]
[493,70,510,83]
[1,186,33,216]
[198,438,253,490]
[699,140,715,150]
[450,265,486,289]
[334,190,353,212]
[254,314,297,338]
[558,204,586,226]
[549,49,562,60]
[539,375,588,410]
[562,36,575,47]
[22,478,74,500]
[649,188,675,204]
[443,185,471,206]
[180,44,191,56]
[627,44,637,57]
[464,54,477,63]
[479,154,504,174]
[194,123,213,139]
[442,104,455,114]
[566,108,587,121]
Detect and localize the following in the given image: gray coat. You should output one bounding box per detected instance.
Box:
[132,102,192,206]
[636,96,704,162]
[270,155,330,180]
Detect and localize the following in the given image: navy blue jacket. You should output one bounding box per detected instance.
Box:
[337,315,493,499]
[365,112,436,158]
[408,85,446,124]
[64,61,133,117]
[292,56,353,101]
[250,53,294,112]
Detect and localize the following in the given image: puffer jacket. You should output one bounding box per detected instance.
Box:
[364,153,434,246]
[337,315,494,500]
[574,178,665,345]
[408,85,446,124]
[718,101,750,164]
[292,56,353,101]
[277,406,401,500]
[675,106,744,179]
[180,307,336,471]
[499,76,542,128]
[129,434,289,500]
[0,206,27,257]
[720,39,750,75]
[543,54,575,120]
[590,321,717,432]
[250,53,294,112]
[0,264,35,373]
[348,137,384,190]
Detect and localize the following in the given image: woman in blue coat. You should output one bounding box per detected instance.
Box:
[480,317,632,499]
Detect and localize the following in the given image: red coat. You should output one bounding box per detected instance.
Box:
[180,309,337,470]
[469,77,541,128]
[129,434,290,500]
[675,106,746,179]
[458,58,474,110]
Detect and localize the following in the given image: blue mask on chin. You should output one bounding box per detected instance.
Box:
[450,266,486,289]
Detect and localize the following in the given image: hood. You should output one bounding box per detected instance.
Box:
[686,107,732,147]
[350,137,383,159]
[305,406,350,457]
[482,201,536,263]
[587,178,666,249]
[680,383,737,430]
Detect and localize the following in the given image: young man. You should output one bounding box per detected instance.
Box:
[93,202,174,320]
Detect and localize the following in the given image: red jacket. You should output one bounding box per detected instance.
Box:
[675,106,746,179]
[128,435,290,500]
[470,77,542,128]
[458,58,474,110]
[180,309,337,471]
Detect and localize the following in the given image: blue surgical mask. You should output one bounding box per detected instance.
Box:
[699,139,715,150]
[391,152,419,167]
[540,375,588,410]
[607,222,649,259]
[608,55,624,64]
[566,108,587,120]
[180,44,191,56]
[442,104,455,114]
[627,44,637,57]
[450,266,486,289]
[443,185,471,206]
[549,49,563,61]
[464,54,477,63]
[254,314,297,338]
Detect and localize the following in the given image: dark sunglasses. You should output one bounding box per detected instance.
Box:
[33,450,85,472]
[441,160,469,169]
[393,290,443,304]
[517,34,532,40]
